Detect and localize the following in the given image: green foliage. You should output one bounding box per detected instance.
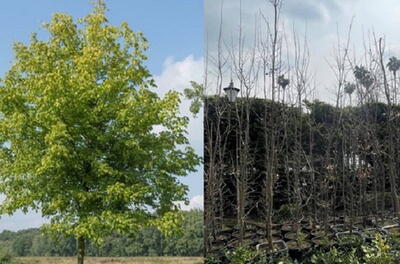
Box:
[225,247,259,264]
[310,247,360,264]
[203,236,400,264]
[354,65,374,89]
[362,234,396,264]
[344,82,356,95]
[205,234,400,264]
[12,234,32,256]
[206,246,296,264]
[163,209,203,256]
[277,204,300,221]
[0,248,13,264]
[204,233,400,264]
[0,0,199,248]
[184,81,205,117]
[309,234,400,264]
[259,253,296,264]
[387,56,400,74]
[337,233,364,248]
[204,255,223,264]
[277,75,290,89]
[305,99,338,125]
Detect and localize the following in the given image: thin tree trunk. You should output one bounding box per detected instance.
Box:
[77,236,85,264]
[265,0,280,250]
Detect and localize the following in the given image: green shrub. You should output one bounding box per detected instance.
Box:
[362,234,396,264]
[0,250,13,264]
[270,255,297,264]
[225,247,259,264]
[204,255,224,264]
[311,247,359,264]
[211,234,400,264]
[277,204,300,221]
[223,246,296,264]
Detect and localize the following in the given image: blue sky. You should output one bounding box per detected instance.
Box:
[0,0,203,76]
[0,0,204,230]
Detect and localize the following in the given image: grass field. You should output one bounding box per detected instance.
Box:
[15,257,203,264]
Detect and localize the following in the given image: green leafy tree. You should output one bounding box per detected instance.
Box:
[163,209,203,256]
[277,74,290,89]
[12,234,32,256]
[344,82,356,105]
[0,3,199,264]
[387,56,400,77]
[354,65,374,90]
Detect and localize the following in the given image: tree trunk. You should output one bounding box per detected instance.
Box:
[265,0,279,250]
[77,236,85,264]
[388,131,400,216]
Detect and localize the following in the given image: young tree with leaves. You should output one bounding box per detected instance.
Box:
[0,3,199,264]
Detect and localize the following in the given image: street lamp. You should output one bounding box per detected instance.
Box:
[223,81,240,102]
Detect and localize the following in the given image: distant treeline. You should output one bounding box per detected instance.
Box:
[0,209,202,257]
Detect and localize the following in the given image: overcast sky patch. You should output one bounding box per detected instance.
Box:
[205,0,400,103]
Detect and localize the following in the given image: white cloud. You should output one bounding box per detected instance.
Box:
[176,195,204,211]
[154,55,204,147]
[155,55,204,95]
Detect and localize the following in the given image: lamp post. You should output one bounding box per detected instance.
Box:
[223,80,243,242]
[223,81,240,102]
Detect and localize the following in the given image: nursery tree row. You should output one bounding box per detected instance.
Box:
[204,0,400,255]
